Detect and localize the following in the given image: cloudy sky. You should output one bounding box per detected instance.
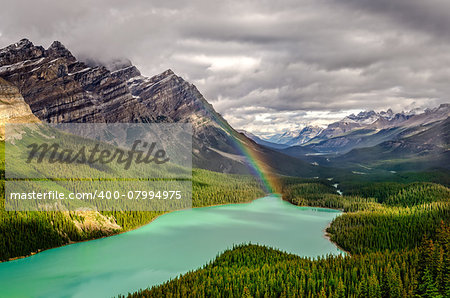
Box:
[1,0,449,136]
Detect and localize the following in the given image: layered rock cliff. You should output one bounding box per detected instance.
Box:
[0,39,153,123]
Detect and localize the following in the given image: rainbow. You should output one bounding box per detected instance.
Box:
[205,111,278,194]
[231,137,276,193]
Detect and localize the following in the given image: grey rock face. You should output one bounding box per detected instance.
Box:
[0,39,154,124]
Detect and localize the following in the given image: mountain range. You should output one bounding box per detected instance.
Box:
[0,39,326,178]
[244,105,449,173]
[303,106,448,152]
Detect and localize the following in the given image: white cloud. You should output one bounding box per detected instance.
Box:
[173,54,260,72]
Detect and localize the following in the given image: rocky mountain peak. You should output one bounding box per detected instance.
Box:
[0,39,45,66]
[161,69,175,76]
[0,39,209,125]
[14,38,33,48]
[46,41,75,60]
[360,110,376,117]
[300,125,323,133]
[379,108,394,118]
[0,39,156,123]
[0,39,77,67]
[347,110,377,122]
[48,40,66,50]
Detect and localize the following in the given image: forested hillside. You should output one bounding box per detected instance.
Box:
[127,244,421,297]
[282,179,449,254]
[0,168,265,261]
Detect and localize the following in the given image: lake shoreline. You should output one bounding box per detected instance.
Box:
[279,199,348,255]
[323,221,350,256]
[1,194,268,263]
[2,193,345,263]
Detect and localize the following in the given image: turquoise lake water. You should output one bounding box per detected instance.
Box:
[0,195,343,297]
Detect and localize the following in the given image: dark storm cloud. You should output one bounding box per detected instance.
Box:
[336,0,450,39]
[0,0,449,134]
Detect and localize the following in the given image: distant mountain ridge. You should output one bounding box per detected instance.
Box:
[238,130,290,149]
[263,126,324,146]
[251,105,448,152]
[277,105,449,172]
[332,116,450,172]
[255,107,431,148]
[265,130,302,144]
[286,126,324,146]
[305,104,449,154]
[243,104,449,172]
